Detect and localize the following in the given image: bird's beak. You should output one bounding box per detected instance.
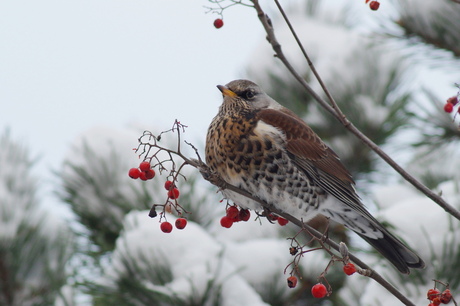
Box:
[217,85,238,98]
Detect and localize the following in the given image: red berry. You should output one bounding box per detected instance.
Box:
[168,188,180,199]
[144,169,155,180]
[239,209,251,222]
[343,263,357,276]
[164,180,174,190]
[444,103,454,113]
[311,283,328,298]
[369,1,380,10]
[128,168,141,179]
[220,216,234,228]
[160,221,173,233]
[447,96,459,106]
[139,172,148,181]
[232,214,242,222]
[213,18,224,29]
[139,161,151,172]
[440,289,452,304]
[226,206,239,219]
[175,218,187,230]
[432,297,441,305]
[428,288,441,300]
[267,213,278,222]
[277,217,289,226]
[287,276,298,288]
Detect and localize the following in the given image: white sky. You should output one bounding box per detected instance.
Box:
[0,0,262,209]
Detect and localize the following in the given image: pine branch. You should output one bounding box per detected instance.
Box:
[250,0,460,222]
[396,0,460,57]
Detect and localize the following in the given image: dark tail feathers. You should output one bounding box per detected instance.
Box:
[357,229,425,274]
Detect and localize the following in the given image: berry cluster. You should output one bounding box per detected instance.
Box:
[365,0,380,10]
[220,205,251,228]
[286,262,356,296]
[285,234,359,298]
[128,157,188,233]
[129,161,155,181]
[160,218,188,233]
[443,96,459,114]
[427,287,453,305]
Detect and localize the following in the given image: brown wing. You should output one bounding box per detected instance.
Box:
[256,108,362,207]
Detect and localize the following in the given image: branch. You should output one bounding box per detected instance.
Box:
[185,157,416,306]
[251,0,460,221]
[136,125,414,304]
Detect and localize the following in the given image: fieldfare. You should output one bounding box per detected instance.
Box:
[205,79,425,274]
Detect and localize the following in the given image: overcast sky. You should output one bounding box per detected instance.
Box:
[0,0,265,211]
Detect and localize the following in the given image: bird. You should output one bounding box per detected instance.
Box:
[205,79,425,274]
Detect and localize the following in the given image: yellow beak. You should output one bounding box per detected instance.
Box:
[217,85,238,98]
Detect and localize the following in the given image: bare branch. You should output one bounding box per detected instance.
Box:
[250,0,460,221]
[136,123,415,305]
[273,0,347,126]
[191,154,416,306]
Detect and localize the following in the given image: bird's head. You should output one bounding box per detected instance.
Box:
[216,79,281,116]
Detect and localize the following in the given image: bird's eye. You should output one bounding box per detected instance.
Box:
[244,90,256,100]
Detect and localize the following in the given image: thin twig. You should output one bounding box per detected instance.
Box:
[273,0,347,126]
[251,0,460,221]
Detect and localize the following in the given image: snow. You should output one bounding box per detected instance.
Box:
[102,205,336,304]
[373,184,420,210]
[108,211,270,305]
[408,143,460,183]
[376,181,459,259]
[62,125,141,172]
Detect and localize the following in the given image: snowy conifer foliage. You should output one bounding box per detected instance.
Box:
[0,131,74,305]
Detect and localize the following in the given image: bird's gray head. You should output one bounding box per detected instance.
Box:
[216,79,281,114]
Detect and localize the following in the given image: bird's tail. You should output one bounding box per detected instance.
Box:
[356,228,425,274]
